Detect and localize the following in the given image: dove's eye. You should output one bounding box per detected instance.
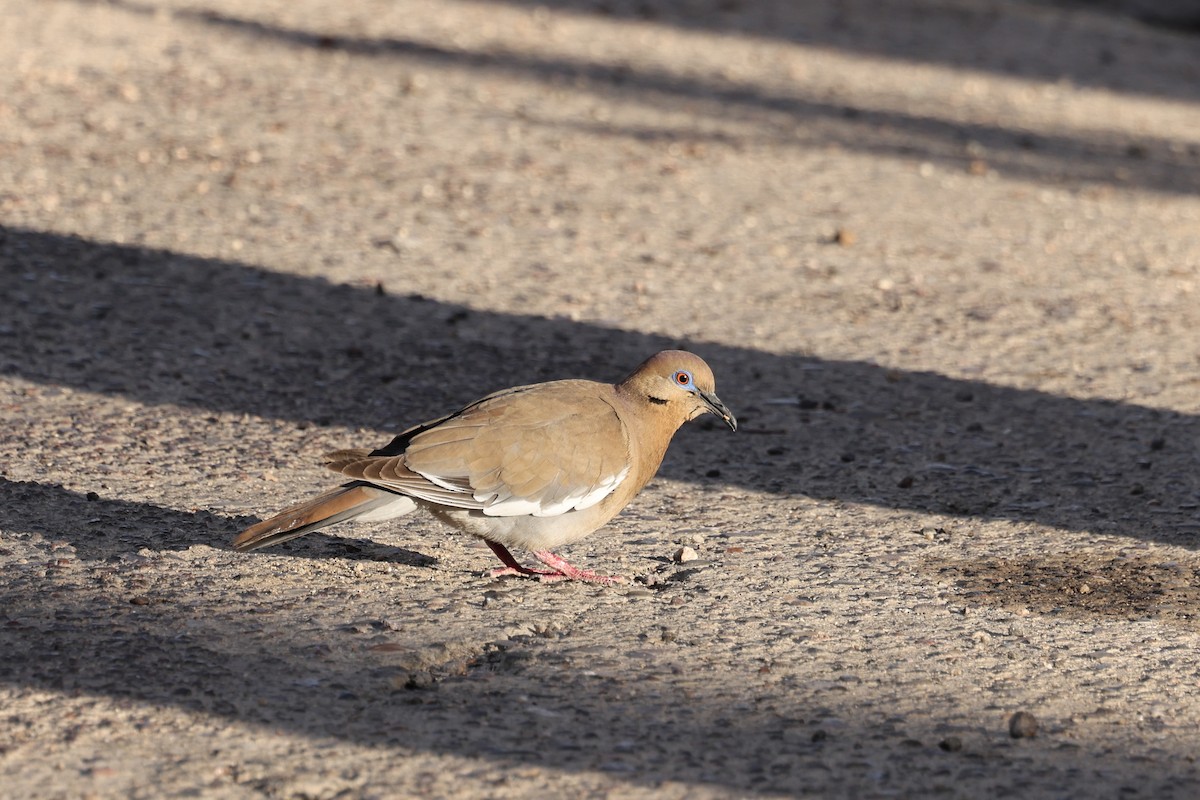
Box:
[674,370,693,388]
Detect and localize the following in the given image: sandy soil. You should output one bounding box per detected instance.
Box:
[3,0,1200,797]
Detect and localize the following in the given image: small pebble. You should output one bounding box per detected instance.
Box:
[673,546,698,563]
[939,736,963,752]
[1009,711,1039,738]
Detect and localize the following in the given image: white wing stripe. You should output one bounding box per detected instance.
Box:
[364,464,631,518]
[480,464,630,518]
[571,464,629,513]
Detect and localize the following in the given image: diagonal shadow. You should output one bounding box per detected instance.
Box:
[1,480,1196,796]
[80,0,1200,197]
[487,0,1200,102]
[3,226,1199,548]
[0,478,435,566]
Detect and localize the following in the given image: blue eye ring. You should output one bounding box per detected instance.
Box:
[673,369,694,388]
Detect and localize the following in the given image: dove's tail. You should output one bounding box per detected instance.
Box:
[233,482,417,552]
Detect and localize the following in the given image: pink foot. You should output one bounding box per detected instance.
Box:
[483,541,625,585]
[487,564,562,580]
[530,550,627,585]
[484,540,556,579]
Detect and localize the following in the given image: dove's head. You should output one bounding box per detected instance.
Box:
[620,350,737,431]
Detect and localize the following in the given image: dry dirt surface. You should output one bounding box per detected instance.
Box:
[3,1,1200,798]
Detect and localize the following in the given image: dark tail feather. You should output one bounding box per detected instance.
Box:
[233,482,407,552]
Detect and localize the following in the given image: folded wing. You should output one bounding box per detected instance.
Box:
[326,381,631,518]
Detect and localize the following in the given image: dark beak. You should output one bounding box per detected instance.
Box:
[700,389,737,431]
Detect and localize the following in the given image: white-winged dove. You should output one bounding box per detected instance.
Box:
[234,350,736,584]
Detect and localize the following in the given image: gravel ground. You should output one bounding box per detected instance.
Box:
[3,1,1200,797]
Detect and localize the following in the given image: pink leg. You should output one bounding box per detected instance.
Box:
[485,540,559,579]
[484,541,625,585]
